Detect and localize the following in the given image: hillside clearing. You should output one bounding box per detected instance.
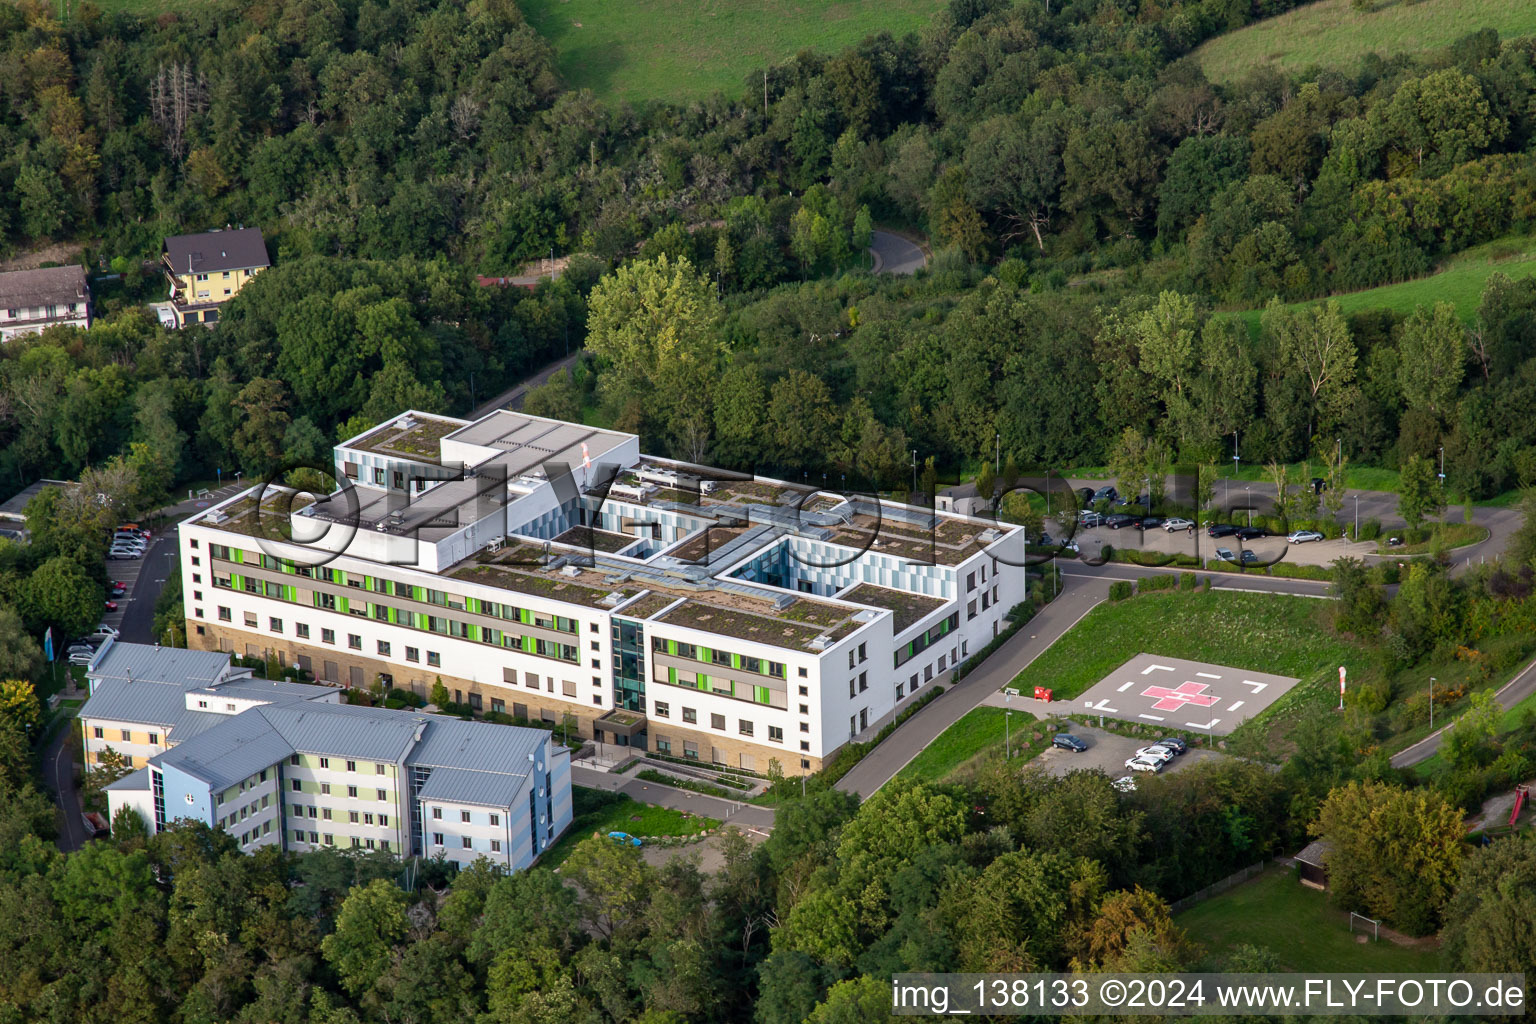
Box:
[1195,0,1536,83]
[519,0,946,104]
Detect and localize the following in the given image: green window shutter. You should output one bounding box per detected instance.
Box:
[666,639,677,655]
[388,608,398,624]
[699,646,711,663]
[522,635,535,653]
[755,686,770,704]
[519,608,533,625]
[230,573,243,591]
[731,652,741,669]
[697,673,708,690]
[465,597,479,614]
[668,667,677,685]
[412,586,424,601]
[283,585,296,601]
[466,624,479,642]
[231,550,243,564]
[337,596,349,614]
[415,612,429,630]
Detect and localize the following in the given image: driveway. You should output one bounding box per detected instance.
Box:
[1035,725,1225,781]
[115,536,180,645]
[869,230,927,275]
[468,351,583,419]
[42,716,87,852]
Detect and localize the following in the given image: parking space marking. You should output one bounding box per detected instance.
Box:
[1227,700,1245,711]
[1137,713,1165,721]
[1116,681,1134,692]
[1142,664,1174,675]
[1242,680,1267,693]
[1196,671,1221,679]
[1188,718,1221,730]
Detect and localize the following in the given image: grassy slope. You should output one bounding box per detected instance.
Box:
[1228,234,1536,337]
[1006,590,1358,705]
[1196,0,1536,83]
[895,707,1047,783]
[520,0,946,104]
[542,786,718,867]
[1177,867,1443,971]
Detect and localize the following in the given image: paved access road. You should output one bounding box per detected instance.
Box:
[1390,654,1536,768]
[43,718,88,852]
[869,230,927,275]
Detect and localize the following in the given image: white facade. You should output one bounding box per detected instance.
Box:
[178,410,1029,774]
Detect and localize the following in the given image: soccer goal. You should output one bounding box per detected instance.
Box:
[1349,912,1381,941]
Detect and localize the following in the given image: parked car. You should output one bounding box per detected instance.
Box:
[109,582,127,596]
[90,625,120,639]
[1111,776,1137,793]
[1156,737,1188,755]
[1124,756,1163,773]
[1240,550,1260,564]
[1052,734,1088,752]
[65,645,96,658]
[1079,511,1104,528]
[1135,745,1175,763]
[1386,536,1403,547]
[1140,516,1165,529]
[1233,525,1265,540]
[607,831,642,847]
[1076,487,1096,508]
[109,541,146,555]
[1115,492,1146,507]
[68,651,95,666]
[1105,514,1139,529]
[107,548,140,560]
[1310,477,1327,494]
[1215,547,1237,562]
[1207,523,1237,538]
[118,523,150,537]
[1287,530,1324,544]
[1092,485,1119,504]
[1163,517,1194,532]
[104,600,118,611]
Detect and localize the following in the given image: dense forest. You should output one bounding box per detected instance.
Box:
[0,0,1535,498]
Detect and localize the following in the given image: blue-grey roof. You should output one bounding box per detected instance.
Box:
[89,642,232,690]
[191,677,328,702]
[258,703,428,761]
[158,712,292,790]
[104,766,150,793]
[81,678,192,729]
[144,698,555,808]
[416,765,527,808]
[411,717,544,808]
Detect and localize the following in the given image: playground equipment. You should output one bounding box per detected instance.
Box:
[1511,784,1529,828]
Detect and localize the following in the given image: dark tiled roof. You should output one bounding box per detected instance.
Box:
[0,265,88,307]
[164,228,269,274]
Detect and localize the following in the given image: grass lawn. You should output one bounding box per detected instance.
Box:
[895,707,1048,783]
[541,786,719,867]
[519,0,947,104]
[1226,234,1536,338]
[1177,866,1443,971]
[1006,590,1360,705]
[1195,0,1536,83]
[1376,522,1487,555]
[1412,684,1536,778]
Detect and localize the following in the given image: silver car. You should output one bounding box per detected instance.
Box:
[1287,530,1324,544]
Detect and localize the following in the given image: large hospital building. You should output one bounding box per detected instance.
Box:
[177,410,1027,774]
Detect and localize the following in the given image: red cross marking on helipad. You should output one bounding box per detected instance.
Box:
[1141,681,1220,712]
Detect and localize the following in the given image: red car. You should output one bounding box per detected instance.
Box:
[104,600,118,611]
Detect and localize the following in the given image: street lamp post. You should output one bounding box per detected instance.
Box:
[1232,430,1240,477]
[1354,494,1359,539]
[1005,709,1012,759]
[1429,677,1436,730]
[911,450,917,496]
[995,432,1000,475]
[1244,486,1251,526]
[1438,446,1446,488]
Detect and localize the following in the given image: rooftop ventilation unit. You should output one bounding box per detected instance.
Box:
[772,594,795,611]
[599,591,626,606]
[397,415,417,431]
[206,509,228,524]
[559,565,582,578]
[978,529,1000,545]
[808,635,834,652]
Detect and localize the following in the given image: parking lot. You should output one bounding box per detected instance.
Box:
[1035,724,1227,781]
[1068,522,1360,568]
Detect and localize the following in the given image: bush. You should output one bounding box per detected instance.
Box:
[1138,573,1176,592]
[1358,518,1382,542]
[1179,571,1197,590]
[1108,580,1133,601]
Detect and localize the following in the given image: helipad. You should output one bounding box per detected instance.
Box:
[1069,653,1299,736]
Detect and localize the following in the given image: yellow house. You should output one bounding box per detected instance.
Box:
[162,227,270,328]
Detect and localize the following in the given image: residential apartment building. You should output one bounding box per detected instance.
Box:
[177,410,1028,775]
[0,265,90,341]
[162,227,269,327]
[98,657,573,869]
[80,639,341,771]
